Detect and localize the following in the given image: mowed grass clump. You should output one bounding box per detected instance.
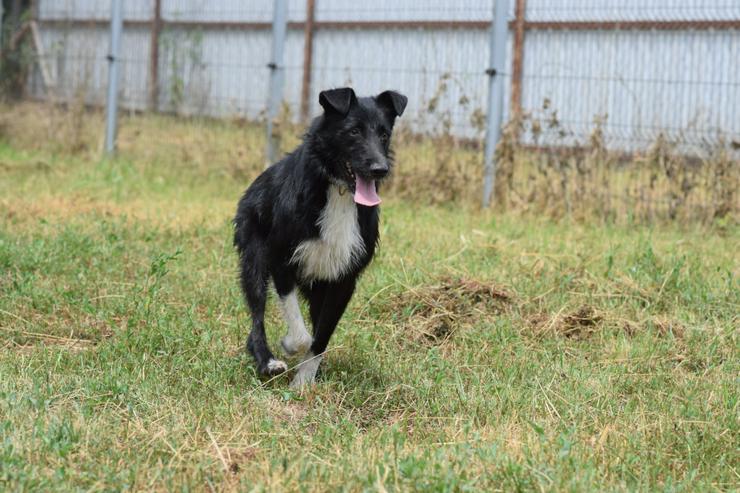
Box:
[0,109,739,491]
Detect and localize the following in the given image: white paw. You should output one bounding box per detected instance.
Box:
[289,352,323,389]
[289,371,315,389]
[280,333,313,356]
[266,358,288,375]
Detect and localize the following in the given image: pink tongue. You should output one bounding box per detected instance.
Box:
[353,176,381,206]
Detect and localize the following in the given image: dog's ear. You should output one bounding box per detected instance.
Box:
[319,87,356,117]
[376,90,408,118]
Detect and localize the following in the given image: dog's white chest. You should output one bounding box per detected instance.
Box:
[291,185,365,281]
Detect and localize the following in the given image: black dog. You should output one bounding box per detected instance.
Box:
[234,87,407,388]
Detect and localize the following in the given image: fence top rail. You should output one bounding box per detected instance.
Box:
[35,18,740,31]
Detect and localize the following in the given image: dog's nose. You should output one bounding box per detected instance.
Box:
[369,162,389,179]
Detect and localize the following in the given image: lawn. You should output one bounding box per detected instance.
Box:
[0,110,738,491]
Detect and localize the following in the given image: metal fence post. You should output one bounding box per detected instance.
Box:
[510,0,527,118]
[148,0,162,111]
[482,0,511,207]
[265,0,288,166]
[105,0,123,154]
[0,3,4,49]
[300,0,317,122]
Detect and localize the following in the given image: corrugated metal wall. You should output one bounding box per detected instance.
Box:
[31,0,740,149]
[521,0,740,149]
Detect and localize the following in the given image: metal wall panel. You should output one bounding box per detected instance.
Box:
[520,28,740,147]
[306,27,498,138]
[154,27,271,116]
[39,0,153,21]
[525,0,740,22]
[162,0,307,22]
[314,0,494,21]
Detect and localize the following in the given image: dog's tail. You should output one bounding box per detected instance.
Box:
[233,216,247,253]
[233,203,249,254]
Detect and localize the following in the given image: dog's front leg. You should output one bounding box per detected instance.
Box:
[291,278,356,389]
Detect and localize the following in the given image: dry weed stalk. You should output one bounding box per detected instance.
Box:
[499,100,738,225]
[1,87,736,227]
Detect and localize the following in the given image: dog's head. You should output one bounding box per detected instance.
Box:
[312,87,407,206]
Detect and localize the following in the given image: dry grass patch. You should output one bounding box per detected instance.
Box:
[527,305,604,340]
[1,194,234,230]
[389,276,512,345]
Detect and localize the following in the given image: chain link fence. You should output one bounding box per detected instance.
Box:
[3,0,739,221]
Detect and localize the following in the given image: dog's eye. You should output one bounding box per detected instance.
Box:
[380,132,389,143]
[350,128,361,136]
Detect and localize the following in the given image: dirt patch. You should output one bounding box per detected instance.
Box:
[651,317,686,339]
[622,317,686,339]
[225,447,259,474]
[527,305,603,339]
[528,308,688,340]
[392,276,512,345]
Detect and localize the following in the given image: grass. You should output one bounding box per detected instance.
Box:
[0,105,738,491]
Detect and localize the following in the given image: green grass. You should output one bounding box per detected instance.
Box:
[0,124,738,492]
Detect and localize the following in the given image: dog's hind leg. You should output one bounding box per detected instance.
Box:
[274,273,313,357]
[291,278,355,389]
[239,243,287,377]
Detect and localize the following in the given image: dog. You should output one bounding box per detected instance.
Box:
[233,87,407,388]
